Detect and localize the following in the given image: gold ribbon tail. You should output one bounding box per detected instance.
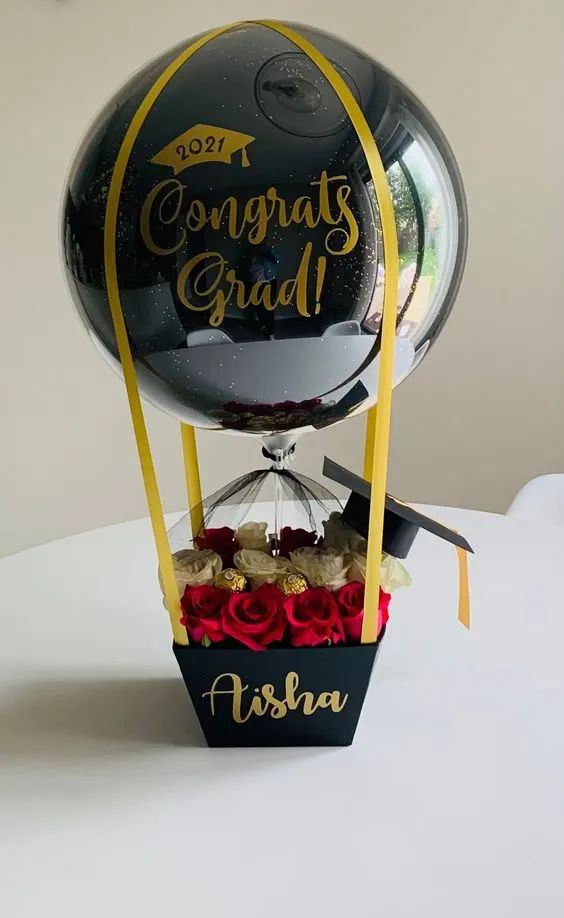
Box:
[456,546,470,629]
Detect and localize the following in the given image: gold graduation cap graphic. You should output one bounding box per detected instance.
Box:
[150,123,256,174]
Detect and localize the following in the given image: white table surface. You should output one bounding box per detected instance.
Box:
[1,507,563,917]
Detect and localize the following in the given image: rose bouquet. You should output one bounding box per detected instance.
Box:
[162,453,472,749]
[164,517,411,652]
[166,510,413,746]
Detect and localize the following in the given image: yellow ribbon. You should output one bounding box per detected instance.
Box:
[180,423,204,540]
[255,21,400,646]
[103,23,241,645]
[363,407,377,482]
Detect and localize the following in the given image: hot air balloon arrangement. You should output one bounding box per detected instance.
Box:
[62,20,471,746]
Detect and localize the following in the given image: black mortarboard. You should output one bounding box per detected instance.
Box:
[323,457,473,559]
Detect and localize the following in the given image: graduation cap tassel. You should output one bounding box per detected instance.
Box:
[456,546,471,628]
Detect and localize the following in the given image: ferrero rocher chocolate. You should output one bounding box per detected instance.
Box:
[277,572,308,596]
[214,568,247,592]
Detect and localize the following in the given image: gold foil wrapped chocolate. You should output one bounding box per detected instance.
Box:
[214,568,247,592]
[277,572,308,596]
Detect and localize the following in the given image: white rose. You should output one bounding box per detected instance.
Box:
[348,550,412,592]
[159,548,222,597]
[234,548,288,586]
[235,521,271,553]
[381,553,412,592]
[323,512,367,554]
[289,547,350,590]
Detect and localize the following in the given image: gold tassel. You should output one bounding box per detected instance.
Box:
[456,547,471,629]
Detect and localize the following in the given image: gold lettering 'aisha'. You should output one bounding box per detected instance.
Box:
[202,672,349,724]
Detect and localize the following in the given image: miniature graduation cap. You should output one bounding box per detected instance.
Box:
[323,457,473,559]
[150,124,256,174]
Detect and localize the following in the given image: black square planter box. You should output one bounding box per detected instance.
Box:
[173,630,385,747]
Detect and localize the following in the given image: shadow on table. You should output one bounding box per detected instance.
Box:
[2,675,207,758]
[3,674,336,815]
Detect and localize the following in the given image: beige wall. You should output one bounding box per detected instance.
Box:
[2,0,563,557]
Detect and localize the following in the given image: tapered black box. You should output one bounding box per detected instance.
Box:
[173,632,385,747]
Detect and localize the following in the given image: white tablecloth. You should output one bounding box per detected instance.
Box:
[1,507,563,916]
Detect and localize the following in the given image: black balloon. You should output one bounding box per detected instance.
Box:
[62,22,467,446]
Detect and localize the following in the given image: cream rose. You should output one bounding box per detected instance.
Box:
[159,548,222,597]
[348,550,412,592]
[348,550,364,584]
[289,546,350,590]
[323,512,367,555]
[234,548,288,586]
[235,521,271,553]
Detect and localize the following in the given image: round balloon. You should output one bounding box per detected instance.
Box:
[62,21,467,444]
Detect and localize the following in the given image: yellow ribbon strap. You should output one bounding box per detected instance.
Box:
[363,407,377,482]
[254,21,400,646]
[103,24,240,646]
[180,423,204,539]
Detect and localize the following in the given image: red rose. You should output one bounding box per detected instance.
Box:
[277,526,318,557]
[194,527,239,567]
[379,591,391,630]
[180,585,228,644]
[336,582,391,642]
[222,584,287,651]
[284,587,345,647]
